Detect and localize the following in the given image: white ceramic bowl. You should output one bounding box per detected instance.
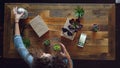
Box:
[17,8,28,19]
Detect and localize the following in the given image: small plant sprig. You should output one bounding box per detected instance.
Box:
[43,40,61,51]
[92,24,99,32]
[43,39,50,46]
[23,38,30,48]
[75,6,85,18]
[53,44,61,51]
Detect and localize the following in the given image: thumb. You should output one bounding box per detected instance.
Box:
[20,12,24,17]
[60,52,66,57]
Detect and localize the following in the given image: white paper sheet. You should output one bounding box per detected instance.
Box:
[29,15,49,37]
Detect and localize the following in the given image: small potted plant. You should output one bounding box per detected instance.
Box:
[75,6,85,19]
[92,24,99,32]
[43,39,50,46]
[23,38,30,48]
[53,44,61,51]
[43,39,51,53]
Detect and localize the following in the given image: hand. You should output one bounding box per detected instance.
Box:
[59,43,71,58]
[59,43,73,68]
[59,43,66,50]
[13,6,24,23]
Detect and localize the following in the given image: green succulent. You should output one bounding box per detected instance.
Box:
[23,38,30,48]
[92,24,99,32]
[75,7,85,18]
[93,28,98,32]
[53,44,61,51]
[43,40,50,46]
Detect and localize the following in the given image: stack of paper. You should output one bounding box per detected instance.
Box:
[29,15,49,37]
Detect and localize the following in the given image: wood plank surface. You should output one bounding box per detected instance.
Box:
[4,3,115,60]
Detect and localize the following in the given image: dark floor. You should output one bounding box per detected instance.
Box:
[1,58,120,68]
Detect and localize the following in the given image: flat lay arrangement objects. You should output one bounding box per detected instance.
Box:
[4,3,115,60]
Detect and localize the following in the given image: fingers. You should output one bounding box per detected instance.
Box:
[60,52,66,57]
[13,6,24,15]
[58,43,68,54]
[13,6,24,21]
[59,42,65,48]
[13,6,18,14]
[20,12,24,17]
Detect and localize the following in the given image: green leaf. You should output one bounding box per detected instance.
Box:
[75,7,85,18]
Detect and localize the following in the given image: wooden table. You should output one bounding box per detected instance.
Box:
[4,3,115,60]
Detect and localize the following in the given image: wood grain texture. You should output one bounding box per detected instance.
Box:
[4,3,115,60]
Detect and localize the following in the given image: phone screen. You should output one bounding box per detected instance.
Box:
[78,33,87,47]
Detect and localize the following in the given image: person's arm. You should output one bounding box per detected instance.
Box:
[60,43,73,68]
[13,6,23,35]
[13,7,33,66]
